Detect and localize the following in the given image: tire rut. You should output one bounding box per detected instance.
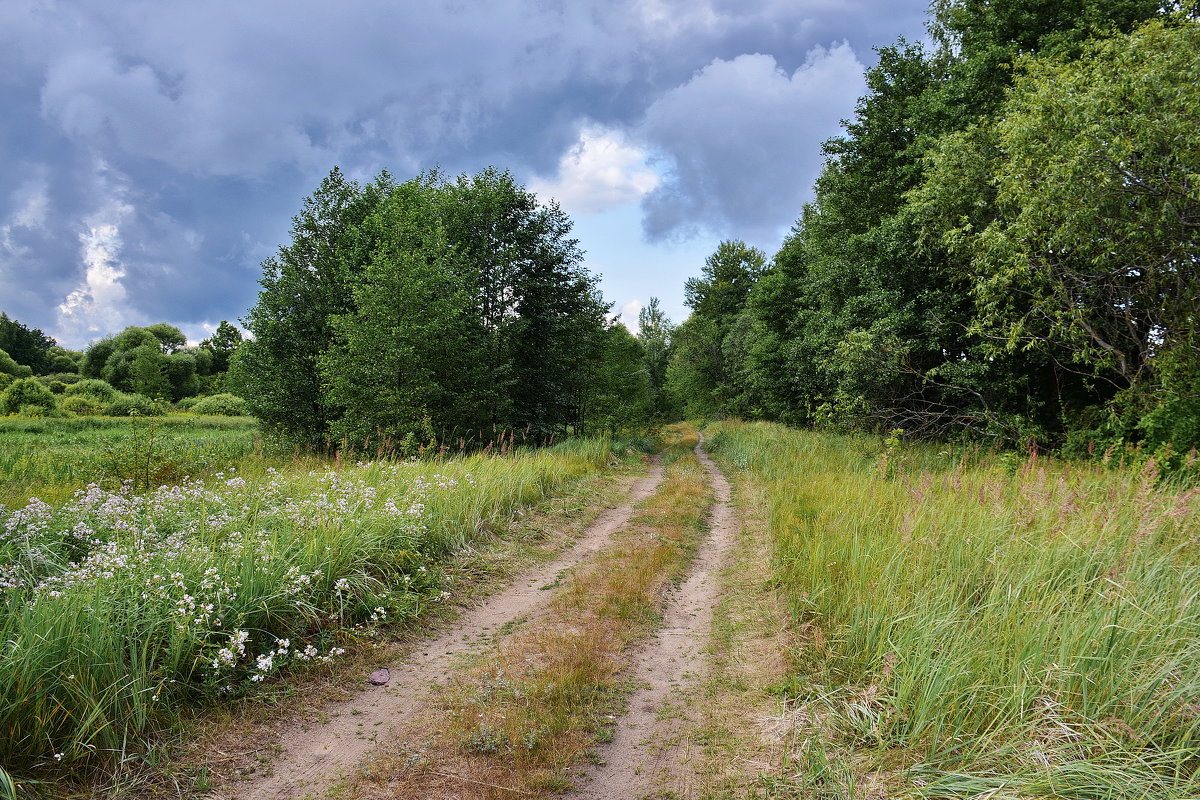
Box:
[232,461,666,800]
[567,440,737,800]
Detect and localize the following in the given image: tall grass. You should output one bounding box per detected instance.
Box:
[0,436,619,787]
[706,421,1200,799]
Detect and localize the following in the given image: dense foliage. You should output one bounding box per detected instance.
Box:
[670,3,1198,455]
[232,167,636,446]
[0,311,245,417]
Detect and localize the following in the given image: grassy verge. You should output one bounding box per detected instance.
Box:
[705,420,1200,799]
[0,435,634,797]
[351,424,713,799]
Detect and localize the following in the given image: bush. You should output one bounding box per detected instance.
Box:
[191,393,249,416]
[176,395,202,411]
[0,348,33,379]
[18,403,66,418]
[105,393,164,417]
[65,379,119,402]
[0,378,58,416]
[59,395,107,416]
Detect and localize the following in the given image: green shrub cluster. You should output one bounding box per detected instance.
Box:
[0,377,57,416]
[191,393,248,416]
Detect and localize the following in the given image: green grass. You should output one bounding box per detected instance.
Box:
[0,415,265,507]
[705,420,1200,799]
[0,432,627,793]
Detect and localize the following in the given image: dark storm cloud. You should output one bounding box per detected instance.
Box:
[0,0,929,346]
[639,44,867,243]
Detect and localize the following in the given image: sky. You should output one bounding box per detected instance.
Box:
[0,0,930,349]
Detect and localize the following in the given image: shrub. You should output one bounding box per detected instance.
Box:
[18,403,66,418]
[176,395,202,411]
[0,347,32,379]
[65,379,119,402]
[105,393,164,417]
[59,394,107,416]
[192,393,249,416]
[0,378,58,416]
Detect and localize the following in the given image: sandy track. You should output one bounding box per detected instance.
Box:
[232,461,665,800]
[568,440,737,800]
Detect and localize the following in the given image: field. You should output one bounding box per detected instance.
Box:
[0,416,266,508]
[0,419,635,795]
[6,415,1200,799]
[705,421,1200,798]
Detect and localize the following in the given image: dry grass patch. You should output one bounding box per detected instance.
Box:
[350,425,714,799]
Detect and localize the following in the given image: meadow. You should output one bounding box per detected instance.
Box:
[0,415,265,508]
[706,421,1200,799]
[0,421,631,795]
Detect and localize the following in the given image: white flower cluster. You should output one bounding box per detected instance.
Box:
[0,459,473,693]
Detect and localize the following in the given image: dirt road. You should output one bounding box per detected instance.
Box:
[567,440,738,799]
[232,462,666,800]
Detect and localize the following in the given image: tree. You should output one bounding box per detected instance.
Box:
[583,323,653,433]
[199,321,243,374]
[0,347,33,379]
[673,241,768,418]
[916,17,1200,447]
[665,315,724,419]
[236,165,612,446]
[637,298,675,419]
[231,168,393,443]
[725,1,1174,441]
[684,241,766,335]
[319,183,482,443]
[81,325,200,401]
[431,167,602,435]
[0,313,56,375]
[144,323,187,354]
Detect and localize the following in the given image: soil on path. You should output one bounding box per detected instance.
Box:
[231,461,666,800]
[567,441,738,800]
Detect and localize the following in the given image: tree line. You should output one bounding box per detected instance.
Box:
[662,1,1200,458]
[229,167,656,447]
[0,312,245,417]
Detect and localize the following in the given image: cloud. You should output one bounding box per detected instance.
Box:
[613,298,645,333]
[640,43,866,243]
[0,0,930,343]
[56,167,139,343]
[530,126,659,216]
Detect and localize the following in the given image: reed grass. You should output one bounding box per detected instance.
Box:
[705,420,1200,799]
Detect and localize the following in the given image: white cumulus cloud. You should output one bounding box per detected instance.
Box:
[57,188,138,345]
[530,126,660,216]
